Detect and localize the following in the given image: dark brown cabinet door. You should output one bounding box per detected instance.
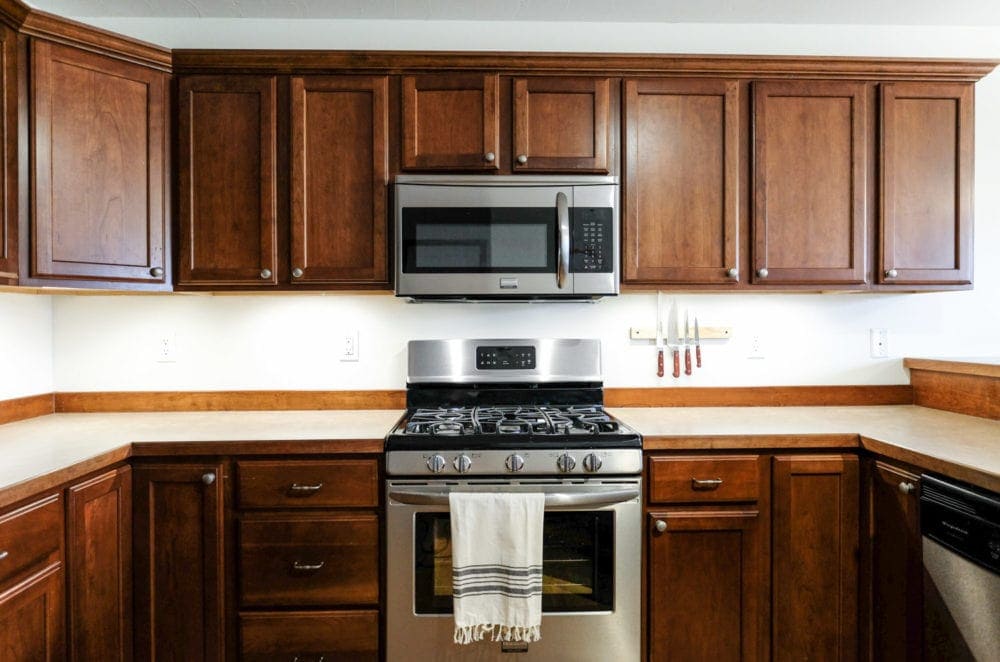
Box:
[0,564,65,661]
[753,81,869,285]
[623,78,740,284]
[648,510,765,661]
[402,73,499,170]
[0,25,16,283]
[31,41,167,285]
[67,466,131,662]
[291,76,388,285]
[772,455,860,662]
[513,76,611,173]
[177,76,277,286]
[870,461,922,661]
[880,82,973,286]
[133,462,226,662]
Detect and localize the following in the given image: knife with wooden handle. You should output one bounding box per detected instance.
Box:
[684,310,692,376]
[656,291,664,377]
[667,301,680,379]
[695,317,702,368]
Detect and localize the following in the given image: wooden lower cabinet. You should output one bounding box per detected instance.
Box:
[772,454,860,662]
[648,510,765,661]
[239,610,379,662]
[0,563,65,661]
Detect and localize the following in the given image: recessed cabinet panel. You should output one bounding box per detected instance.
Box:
[177,76,277,286]
[0,564,65,661]
[31,41,167,284]
[623,78,740,284]
[753,81,868,285]
[0,26,16,282]
[880,83,973,285]
[291,76,388,285]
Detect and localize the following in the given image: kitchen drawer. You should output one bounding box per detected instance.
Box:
[648,455,760,504]
[240,610,378,662]
[238,459,378,509]
[239,513,379,607]
[0,494,62,588]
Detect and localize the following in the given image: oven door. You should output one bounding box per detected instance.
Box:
[386,479,641,662]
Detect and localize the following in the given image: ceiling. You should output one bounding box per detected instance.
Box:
[21,0,1000,26]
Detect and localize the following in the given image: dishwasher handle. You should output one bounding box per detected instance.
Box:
[388,488,639,509]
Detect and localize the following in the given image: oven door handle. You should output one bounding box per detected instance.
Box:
[556,190,570,289]
[388,488,639,509]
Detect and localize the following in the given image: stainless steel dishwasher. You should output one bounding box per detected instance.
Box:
[921,474,1000,662]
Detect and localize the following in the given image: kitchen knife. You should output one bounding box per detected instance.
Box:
[667,301,680,379]
[656,291,664,377]
[695,317,702,368]
[684,311,692,376]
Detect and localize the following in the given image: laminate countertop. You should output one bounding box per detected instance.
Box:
[1,405,998,509]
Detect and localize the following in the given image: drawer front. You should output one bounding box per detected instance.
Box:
[240,610,378,662]
[0,494,63,588]
[238,460,378,509]
[649,455,760,503]
[239,514,378,607]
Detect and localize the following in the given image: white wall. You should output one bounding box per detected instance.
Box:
[46,20,1000,392]
[0,293,53,398]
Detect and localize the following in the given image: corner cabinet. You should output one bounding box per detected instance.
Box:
[28,40,169,288]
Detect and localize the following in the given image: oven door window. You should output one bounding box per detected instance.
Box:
[414,512,614,614]
[401,208,557,273]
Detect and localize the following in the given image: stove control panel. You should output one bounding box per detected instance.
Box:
[387,449,643,477]
[476,346,536,370]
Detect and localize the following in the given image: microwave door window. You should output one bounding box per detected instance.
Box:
[402,208,556,273]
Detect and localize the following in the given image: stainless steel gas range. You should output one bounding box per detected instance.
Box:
[385,338,641,662]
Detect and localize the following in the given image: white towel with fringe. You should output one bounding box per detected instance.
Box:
[449,491,545,645]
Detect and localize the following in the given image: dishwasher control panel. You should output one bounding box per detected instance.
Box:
[921,474,1000,573]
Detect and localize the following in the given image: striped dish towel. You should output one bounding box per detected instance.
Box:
[449,491,545,645]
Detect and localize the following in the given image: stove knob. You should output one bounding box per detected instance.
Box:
[583,453,603,473]
[556,453,576,473]
[505,454,525,473]
[453,454,473,474]
[426,454,447,473]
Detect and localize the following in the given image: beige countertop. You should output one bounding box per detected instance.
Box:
[1,405,998,508]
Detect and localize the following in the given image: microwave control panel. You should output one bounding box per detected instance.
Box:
[476,346,536,370]
[571,208,614,273]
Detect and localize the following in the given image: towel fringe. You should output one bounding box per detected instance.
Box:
[454,623,541,645]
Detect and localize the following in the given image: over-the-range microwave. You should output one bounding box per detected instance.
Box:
[394,175,619,300]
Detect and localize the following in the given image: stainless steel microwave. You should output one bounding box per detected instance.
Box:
[394,175,619,300]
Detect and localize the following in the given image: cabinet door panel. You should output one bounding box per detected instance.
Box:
[31,41,167,284]
[0,25,16,282]
[772,455,859,662]
[133,463,225,662]
[67,467,131,662]
[881,82,973,285]
[291,75,388,285]
[402,73,499,170]
[753,81,868,285]
[177,76,277,286]
[0,563,64,662]
[648,510,764,661]
[513,76,611,173]
[623,78,740,284]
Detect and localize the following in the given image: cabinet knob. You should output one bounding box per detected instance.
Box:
[654,519,667,533]
[291,267,304,279]
[726,267,739,279]
[516,154,528,165]
[885,268,899,279]
[484,152,496,163]
[0,550,8,561]
[898,481,916,495]
[202,472,216,485]
[260,268,272,280]
[150,267,164,278]
[756,268,769,278]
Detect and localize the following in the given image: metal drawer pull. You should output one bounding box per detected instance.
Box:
[288,483,324,495]
[292,656,325,662]
[0,550,8,561]
[388,488,638,509]
[691,478,724,490]
[291,560,326,572]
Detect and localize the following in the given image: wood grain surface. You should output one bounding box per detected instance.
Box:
[606,385,912,407]
[0,393,53,424]
[909,369,999,420]
[53,390,408,412]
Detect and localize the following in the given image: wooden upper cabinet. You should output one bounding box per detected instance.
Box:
[752,81,869,285]
[880,82,973,286]
[402,73,499,170]
[623,78,740,284]
[30,41,167,285]
[0,25,16,283]
[513,76,611,173]
[291,76,388,285]
[177,76,277,286]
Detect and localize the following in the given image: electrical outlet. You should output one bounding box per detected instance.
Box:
[747,334,765,360]
[340,330,359,362]
[156,334,177,363]
[870,328,889,358]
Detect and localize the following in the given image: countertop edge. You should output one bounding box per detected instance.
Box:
[860,435,1000,494]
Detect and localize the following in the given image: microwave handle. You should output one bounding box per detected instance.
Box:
[556,191,570,289]
[388,488,639,509]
